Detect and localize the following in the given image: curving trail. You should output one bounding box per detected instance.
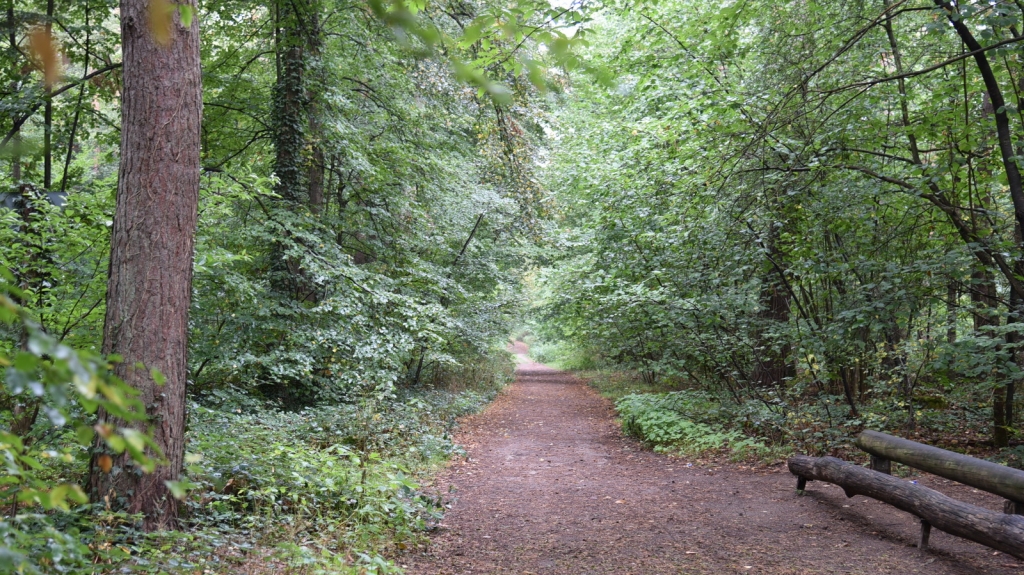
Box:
[404,345,1023,575]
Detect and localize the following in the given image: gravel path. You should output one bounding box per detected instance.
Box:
[403,347,1024,574]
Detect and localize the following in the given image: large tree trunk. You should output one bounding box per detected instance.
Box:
[89,0,201,530]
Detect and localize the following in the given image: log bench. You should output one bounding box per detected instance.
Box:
[788,430,1024,559]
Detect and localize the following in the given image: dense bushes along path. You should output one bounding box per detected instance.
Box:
[404,344,1023,575]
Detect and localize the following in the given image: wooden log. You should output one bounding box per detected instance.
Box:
[788,455,1024,559]
[856,430,1024,505]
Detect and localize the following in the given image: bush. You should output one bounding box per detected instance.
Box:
[175,372,509,572]
[616,391,785,461]
[528,340,601,370]
[0,285,511,575]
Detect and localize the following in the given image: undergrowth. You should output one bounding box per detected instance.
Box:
[574,370,680,399]
[3,356,513,575]
[576,368,1021,468]
[528,341,601,371]
[616,391,791,462]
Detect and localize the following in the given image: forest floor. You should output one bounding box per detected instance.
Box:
[401,342,1024,575]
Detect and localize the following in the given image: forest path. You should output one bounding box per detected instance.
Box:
[403,345,1022,575]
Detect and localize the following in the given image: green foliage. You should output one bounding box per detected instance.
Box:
[0,268,164,573]
[531,0,1024,458]
[3,0,541,570]
[0,311,509,575]
[528,340,600,371]
[616,392,782,461]
[996,446,1024,470]
[188,0,547,407]
[186,409,434,555]
[0,514,94,575]
[367,0,601,102]
[175,369,509,573]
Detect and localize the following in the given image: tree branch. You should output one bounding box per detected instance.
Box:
[0,62,122,150]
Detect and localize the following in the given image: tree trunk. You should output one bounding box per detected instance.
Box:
[273,0,305,204]
[946,280,957,344]
[1004,251,1023,444]
[42,0,54,190]
[751,222,795,388]
[305,4,324,214]
[89,0,201,530]
[968,267,1010,447]
[752,276,794,388]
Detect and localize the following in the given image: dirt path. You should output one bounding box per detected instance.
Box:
[403,347,1024,574]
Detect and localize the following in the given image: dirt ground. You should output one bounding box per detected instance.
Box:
[401,344,1024,575]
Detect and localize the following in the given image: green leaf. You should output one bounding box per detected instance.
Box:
[151,367,167,386]
[75,425,95,445]
[178,5,194,29]
[164,479,197,500]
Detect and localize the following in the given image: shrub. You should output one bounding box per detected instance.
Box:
[616,392,783,461]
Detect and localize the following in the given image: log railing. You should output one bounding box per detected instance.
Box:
[857,430,1024,515]
[788,431,1024,558]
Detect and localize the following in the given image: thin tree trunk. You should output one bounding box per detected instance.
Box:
[753,231,794,388]
[1003,232,1024,445]
[970,267,1010,447]
[273,0,305,204]
[89,0,202,530]
[947,280,958,344]
[61,2,90,195]
[306,4,324,214]
[43,0,54,190]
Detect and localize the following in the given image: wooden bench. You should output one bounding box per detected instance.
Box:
[788,430,1024,559]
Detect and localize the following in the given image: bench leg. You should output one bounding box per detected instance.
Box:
[870,455,891,475]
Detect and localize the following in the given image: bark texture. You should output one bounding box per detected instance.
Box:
[855,430,1024,504]
[788,455,1024,559]
[89,0,201,529]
